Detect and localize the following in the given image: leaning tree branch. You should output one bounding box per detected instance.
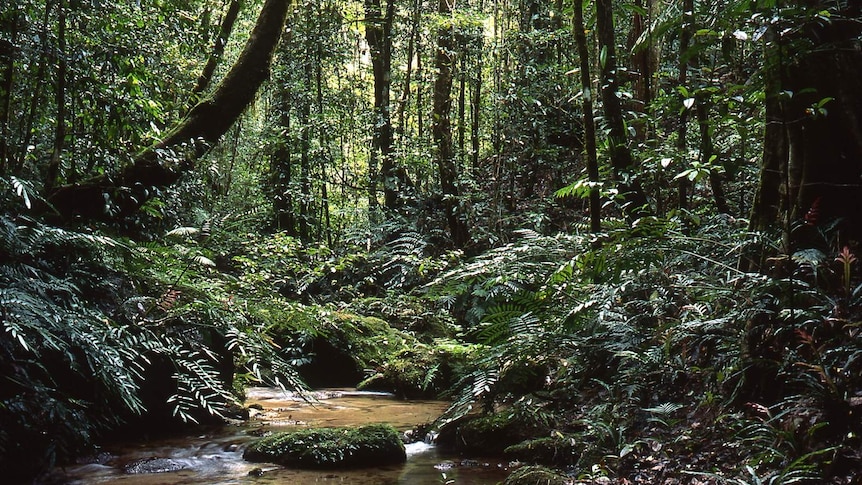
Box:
[47,0,291,221]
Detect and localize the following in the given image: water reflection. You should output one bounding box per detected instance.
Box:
[62,389,509,484]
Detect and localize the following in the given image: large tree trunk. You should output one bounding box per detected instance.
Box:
[749,3,862,249]
[47,0,291,220]
[595,0,651,221]
[432,0,469,247]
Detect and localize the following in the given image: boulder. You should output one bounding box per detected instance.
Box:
[504,465,572,485]
[504,435,582,466]
[243,423,406,469]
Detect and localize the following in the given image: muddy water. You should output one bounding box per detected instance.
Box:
[62,388,510,484]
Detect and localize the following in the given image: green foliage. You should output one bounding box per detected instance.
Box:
[0,209,310,476]
[432,214,852,480]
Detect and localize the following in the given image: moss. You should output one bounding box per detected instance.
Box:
[504,436,582,466]
[454,413,543,455]
[243,423,406,469]
[504,465,571,485]
[358,339,480,398]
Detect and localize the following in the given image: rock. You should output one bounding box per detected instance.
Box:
[440,413,544,455]
[243,423,406,469]
[123,457,189,474]
[504,435,582,466]
[504,465,572,485]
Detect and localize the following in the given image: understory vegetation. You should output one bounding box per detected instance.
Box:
[2,0,861,483]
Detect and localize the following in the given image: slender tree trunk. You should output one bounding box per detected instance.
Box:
[470,36,482,172]
[432,0,469,247]
[595,0,650,221]
[190,0,242,101]
[298,61,312,245]
[15,0,52,174]
[573,0,600,233]
[457,57,466,165]
[272,91,295,233]
[629,0,654,141]
[0,6,20,175]
[396,0,420,140]
[676,0,693,210]
[44,0,67,192]
[364,0,397,210]
[695,93,729,214]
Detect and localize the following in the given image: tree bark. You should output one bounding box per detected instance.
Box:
[0,6,20,175]
[595,0,651,221]
[271,35,296,234]
[364,0,397,209]
[676,0,693,210]
[190,0,242,101]
[695,93,729,214]
[432,0,469,247]
[750,3,862,247]
[573,0,601,233]
[47,0,291,220]
[44,0,67,192]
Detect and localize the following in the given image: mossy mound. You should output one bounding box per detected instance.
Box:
[242,423,406,469]
[358,339,480,398]
[504,465,572,485]
[504,435,582,466]
[444,413,545,455]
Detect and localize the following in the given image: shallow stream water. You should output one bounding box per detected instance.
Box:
[61,388,510,484]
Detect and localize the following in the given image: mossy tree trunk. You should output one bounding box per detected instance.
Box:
[47,0,292,220]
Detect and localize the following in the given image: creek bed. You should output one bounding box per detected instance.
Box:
[61,388,510,484]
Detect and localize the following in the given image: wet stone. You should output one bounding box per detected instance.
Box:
[123,457,189,474]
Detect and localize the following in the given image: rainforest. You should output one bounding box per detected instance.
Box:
[1,0,861,483]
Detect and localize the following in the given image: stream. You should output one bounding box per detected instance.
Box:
[60,388,510,484]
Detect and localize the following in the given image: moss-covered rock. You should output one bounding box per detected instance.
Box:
[441,413,544,455]
[504,465,572,485]
[504,436,582,466]
[358,339,480,398]
[242,423,406,469]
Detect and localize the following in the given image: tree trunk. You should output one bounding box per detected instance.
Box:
[457,57,466,165]
[271,31,295,234]
[676,0,693,210]
[573,0,600,233]
[0,6,20,175]
[750,3,862,248]
[432,0,469,247]
[47,0,291,220]
[395,0,419,140]
[298,62,312,245]
[190,0,242,101]
[364,0,397,209]
[44,0,66,192]
[695,93,729,214]
[14,0,52,175]
[595,0,650,221]
[470,37,481,172]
